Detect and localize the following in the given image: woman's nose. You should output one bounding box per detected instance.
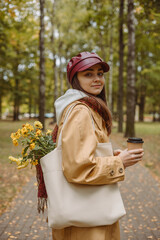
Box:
[93,75,101,81]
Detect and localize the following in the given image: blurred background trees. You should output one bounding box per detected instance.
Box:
[0,0,160,135]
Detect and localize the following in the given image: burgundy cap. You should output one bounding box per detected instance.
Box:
[67,52,110,83]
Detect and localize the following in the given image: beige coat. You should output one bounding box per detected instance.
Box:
[52,102,125,240]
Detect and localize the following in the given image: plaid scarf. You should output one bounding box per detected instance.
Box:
[36,96,108,213]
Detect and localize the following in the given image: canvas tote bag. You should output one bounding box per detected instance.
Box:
[40,104,126,229]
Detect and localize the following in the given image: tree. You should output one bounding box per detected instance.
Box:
[0,0,39,120]
[125,0,136,137]
[117,0,125,132]
[1,0,160,125]
[108,0,114,111]
[0,10,9,119]
[39,0,46,129]
[51,0,58,122]
[135,0,160,122]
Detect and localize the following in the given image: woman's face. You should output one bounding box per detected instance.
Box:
[77,64,105,96]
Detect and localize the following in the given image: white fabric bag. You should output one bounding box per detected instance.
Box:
[40,104,126,229]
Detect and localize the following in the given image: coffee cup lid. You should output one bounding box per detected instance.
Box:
[127,137,144,143]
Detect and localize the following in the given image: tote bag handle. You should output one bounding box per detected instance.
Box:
[57,103,95,147]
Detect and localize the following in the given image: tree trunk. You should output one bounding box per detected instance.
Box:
[125,0,136,137]
[29,89,32,119]
[0,94,1,119]
[53,58,58,122]
[99,30,106,61]
[13,77,20,121]
[34,98,37,117]
[0,73,3,119]
[39,0,45,129]
[58,38,64,96]
[13,57,20,121]
[108,0,114,111]
[65,59,70,90]
[118,0,124,133]
[139,90,146,122]
[59,56,64,96]
[50,0,58,123]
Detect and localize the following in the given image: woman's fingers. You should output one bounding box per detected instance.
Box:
[125,158,142,167]
[130,152,144,160]
[125,161,140,168]
[119,148,144,168]
[128,148,144,154]
[114,149,123,156]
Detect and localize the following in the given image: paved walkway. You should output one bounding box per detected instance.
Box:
[0,164,160,240]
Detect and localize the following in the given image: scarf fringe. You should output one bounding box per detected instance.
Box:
[37,197,47,214]
[36,164,48,214]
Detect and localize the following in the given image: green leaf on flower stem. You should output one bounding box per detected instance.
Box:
[21,139,27,145]
[26,139,31,144]
[23,146,29,155]
[28,153,33,159]
[39,137,44,142]
[33,145,41,151]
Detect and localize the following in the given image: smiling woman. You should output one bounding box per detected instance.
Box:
[39,51,144,240]
[77,64,105,96]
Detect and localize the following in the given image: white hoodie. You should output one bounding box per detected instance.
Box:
[54,89,88,125]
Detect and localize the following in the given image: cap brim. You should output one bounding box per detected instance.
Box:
[69,57,110,83]
[77,60,110,73]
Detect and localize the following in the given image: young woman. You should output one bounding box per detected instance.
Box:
[52,52,144,240]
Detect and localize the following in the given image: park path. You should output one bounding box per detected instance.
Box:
[0,160,160,239]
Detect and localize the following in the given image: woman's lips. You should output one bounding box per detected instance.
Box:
[92,85,101,88]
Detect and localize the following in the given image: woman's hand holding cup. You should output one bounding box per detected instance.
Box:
[118,137,144,168]
[119,148,144,168]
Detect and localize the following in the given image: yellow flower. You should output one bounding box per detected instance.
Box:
[46,129,52,135]
[9,156,18,162]
[21,127,28,136]
[14,131,21,139]
[29,125,34,131]
[12,138,18,146]
[9,156,22,165]
[10,133,15,139]
[22,148,27,157]
[25,123,34,131]
[30,142,35,150]
[17,160,29,169]
[31,159,39,166]
[34,121,43,129]
[9,156,29,169]
[35,129,42,136]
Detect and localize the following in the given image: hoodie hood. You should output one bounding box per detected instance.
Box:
[54,89,88,125]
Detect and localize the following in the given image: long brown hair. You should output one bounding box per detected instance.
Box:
[71,75,112,135]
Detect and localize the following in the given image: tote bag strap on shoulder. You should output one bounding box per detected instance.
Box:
[57,102,95,147]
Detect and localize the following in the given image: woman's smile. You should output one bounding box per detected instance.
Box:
[92,84,102,88]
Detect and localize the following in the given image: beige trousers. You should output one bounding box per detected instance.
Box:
[52,221,120,240]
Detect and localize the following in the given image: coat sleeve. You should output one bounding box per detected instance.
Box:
[61,105,125,185]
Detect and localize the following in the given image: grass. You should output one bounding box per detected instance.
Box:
[0,119,54,216]
[0,119,160,216]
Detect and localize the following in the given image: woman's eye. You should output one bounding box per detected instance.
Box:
[85,73,92,77]
[98,72,104,77]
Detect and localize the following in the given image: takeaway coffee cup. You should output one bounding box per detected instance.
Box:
[127,137,144,150]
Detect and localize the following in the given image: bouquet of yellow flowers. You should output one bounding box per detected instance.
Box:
[9,121,55,169]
